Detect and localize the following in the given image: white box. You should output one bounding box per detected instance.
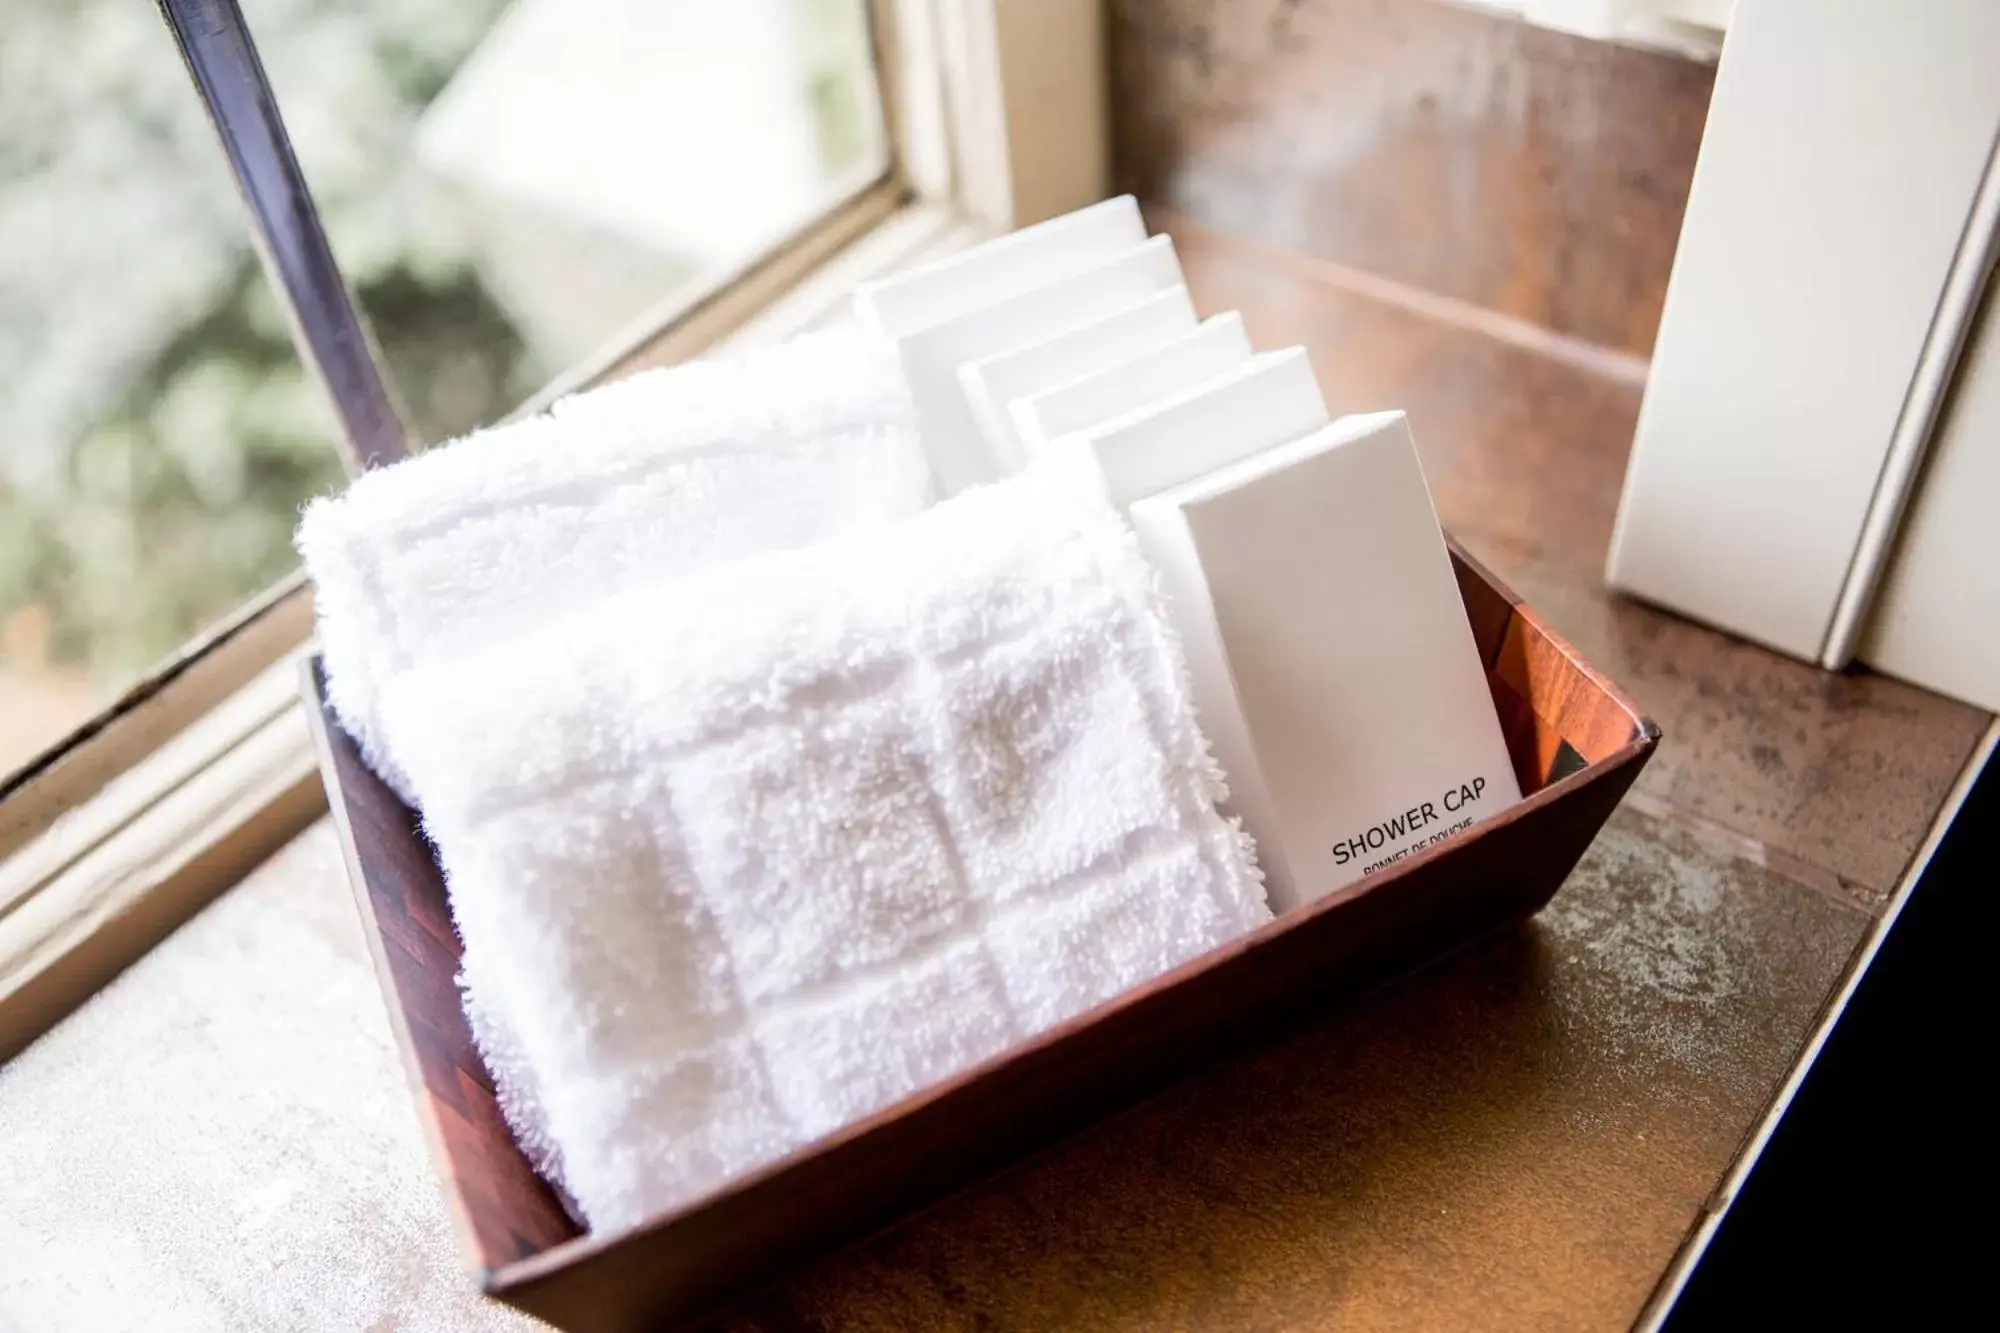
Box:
[1132,412,1521,910]
[1124,500,1295,907]
[888,236,1184,494]
[853,195,1146,337]
[1011,313,1252,451]
[1607,1,2000,664]
[957,287,1198,472]
[1043,346,1326,507]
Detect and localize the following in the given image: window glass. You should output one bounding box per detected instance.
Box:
[0,0,887,778]
[0,0,351,773]
[256,0,889,441]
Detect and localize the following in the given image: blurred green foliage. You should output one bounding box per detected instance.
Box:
[0,0,526,685]
[0,0,877,702]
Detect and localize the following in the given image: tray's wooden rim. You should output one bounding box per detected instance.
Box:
[300,537,1660,1290]
[1447,538,1655,738]
[304,663,512,1270]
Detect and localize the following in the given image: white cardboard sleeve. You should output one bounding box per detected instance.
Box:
[1124,501,1296,907]
[887,236,1184,495]
[1044,346,1327,507]
[1011,313,1252,451]
[1131,412,1520,911]
[957,287,1199,472]
[1604,4,2000,667]
[853,195,1146,338]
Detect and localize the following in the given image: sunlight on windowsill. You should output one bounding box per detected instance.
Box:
[0,820,536,1331]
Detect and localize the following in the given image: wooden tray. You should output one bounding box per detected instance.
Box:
[303,540,1657,1333]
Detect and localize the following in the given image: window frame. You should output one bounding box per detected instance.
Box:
[0,0,1110,1057]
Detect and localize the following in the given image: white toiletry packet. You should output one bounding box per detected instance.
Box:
[874,235,1187,494]
[1042,346,1328,506]
[1130,411,1521,910]
[957,286,1199,471]
[1123,514,1295,906]
[1030,342,1326,903]
[1011,313,1253,450]
[855,194,1146,338]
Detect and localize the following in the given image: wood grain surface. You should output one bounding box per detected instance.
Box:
[1109,0,1714,358]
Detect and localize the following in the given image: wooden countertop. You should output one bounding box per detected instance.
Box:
[714,219,1990,1331]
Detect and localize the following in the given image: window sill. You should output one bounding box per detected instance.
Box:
[0,653,322,1061]
[0,816,535,1330]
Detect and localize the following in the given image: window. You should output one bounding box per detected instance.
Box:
[0,0,889,781]
[0,0,348,773]
[266,0,889,436]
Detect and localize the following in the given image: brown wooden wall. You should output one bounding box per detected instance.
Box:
[1107,0,1716,357]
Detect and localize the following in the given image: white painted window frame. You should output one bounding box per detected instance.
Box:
[0,0,1112,1059]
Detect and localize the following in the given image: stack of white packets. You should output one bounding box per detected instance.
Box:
[299,194,1520,1235]
[860,195,1521,910]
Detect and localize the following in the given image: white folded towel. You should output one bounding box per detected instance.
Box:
[381,457,1271,1233]
[297,328,933,803]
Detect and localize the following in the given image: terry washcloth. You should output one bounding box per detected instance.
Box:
[297,328,932,803]
[381,456,1272,1234]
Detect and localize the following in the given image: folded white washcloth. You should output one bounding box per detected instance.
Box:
[381,457,1272,1233]
[297,327,933,803]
